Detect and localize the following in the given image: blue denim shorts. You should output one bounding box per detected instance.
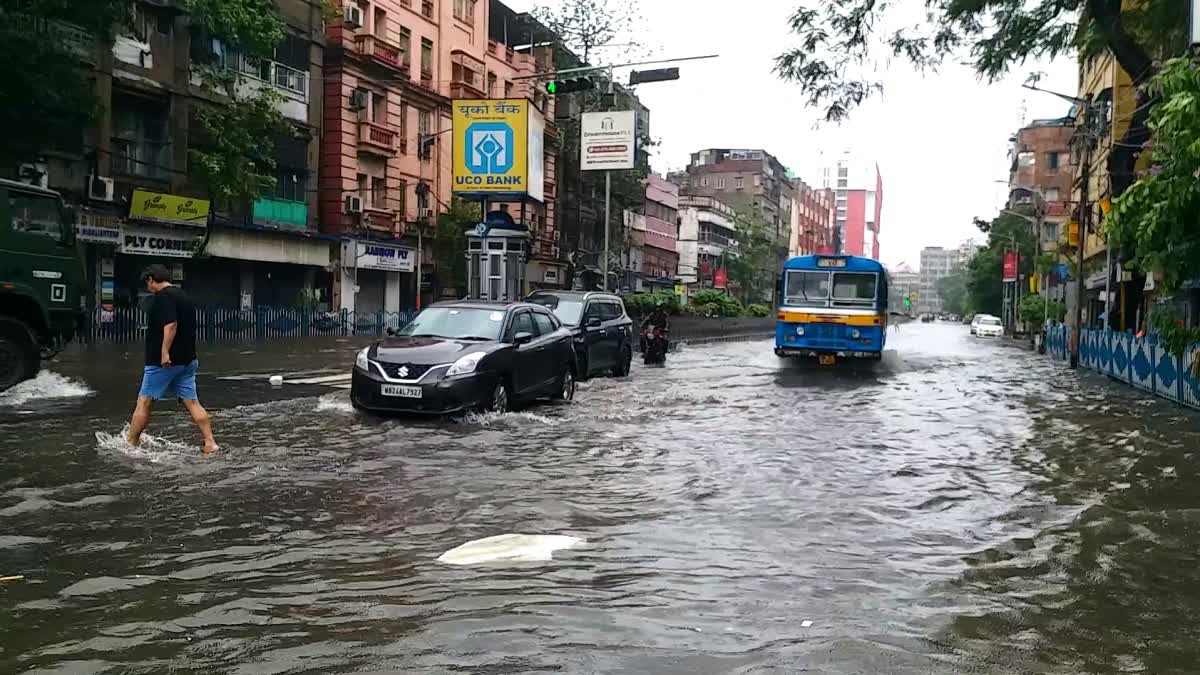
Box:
[139,360,200,400]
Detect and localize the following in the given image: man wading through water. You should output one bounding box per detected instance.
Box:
[127,264,219,454]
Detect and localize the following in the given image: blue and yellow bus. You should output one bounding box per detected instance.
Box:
[774,254,889,364]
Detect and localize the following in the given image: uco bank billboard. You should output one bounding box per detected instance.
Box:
[452,99,544,202]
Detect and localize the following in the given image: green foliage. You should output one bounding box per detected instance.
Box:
[773,0,1177,123]
[531,0,642,63]
[1149,306,1200,358]
[746,303,772,318]
[622,291,679,316]
[727,207,778,305]
[1106,58,1200,293]
[691,290,743,317]
[1019,294,1065,326]
[963,211,1039,317]
[187,0,283,57]
[936,272,967,316]
[432,198,480,294]
[189,90,294,202]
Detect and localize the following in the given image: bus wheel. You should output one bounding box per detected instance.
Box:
[0,319,38,393]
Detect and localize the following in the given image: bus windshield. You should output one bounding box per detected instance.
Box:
[831,272,877,306]
[784,270,829,307]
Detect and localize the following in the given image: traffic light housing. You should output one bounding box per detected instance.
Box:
[545,76,594,95]
[629,67,680,85]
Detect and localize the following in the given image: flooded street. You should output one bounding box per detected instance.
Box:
[4,323,1200,673]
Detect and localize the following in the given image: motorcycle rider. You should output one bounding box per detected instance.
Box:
[641,300,670,355]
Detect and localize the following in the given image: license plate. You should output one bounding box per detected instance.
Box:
[381,384,422,398]
[818,355,836,365]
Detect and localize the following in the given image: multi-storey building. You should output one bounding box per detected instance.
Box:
[918,246,959,314]
[322,0,560,312]
[821,154,883,260]
[789,179,834,257]
[1008,115,1074,307]
[623,175,679,292]
[889,263,920,314]
[31,0,328,316]
[676,195,738,289]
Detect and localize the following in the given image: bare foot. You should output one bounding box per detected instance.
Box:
[127,435,141,448]
[202,443,220,455]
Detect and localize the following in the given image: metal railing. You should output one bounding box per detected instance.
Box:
[85,306,418,345]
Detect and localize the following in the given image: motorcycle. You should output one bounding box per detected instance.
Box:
[641,325,668,365]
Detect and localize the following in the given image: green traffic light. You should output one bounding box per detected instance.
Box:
[546,81,557,94]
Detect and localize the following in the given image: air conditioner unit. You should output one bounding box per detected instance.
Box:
[88,175,115,202]
[349,89,368,111]
[344,194,363,214]
[417,207,433,219]
[343,4,364,28]
[551,245,560,257]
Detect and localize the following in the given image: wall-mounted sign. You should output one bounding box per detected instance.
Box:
[349,240,415,272]
[1002,251,1018,282]
[121,226,202,258]
[128,189,210,228]
[581,110,636,171]
[77,224,122,244]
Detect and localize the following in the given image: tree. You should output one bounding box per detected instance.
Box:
[1105,58,1200,294]
[727,207,777,305]
[531,0,641,64]
[431,198,480,298]
[936,271,967,316]
[963,211,1039,317]
[774,0,1189,324]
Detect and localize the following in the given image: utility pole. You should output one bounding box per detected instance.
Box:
[1071,99,1093,369]
[603,66,613,291]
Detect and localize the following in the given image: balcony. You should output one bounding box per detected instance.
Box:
[355,34,408,73]
[362,207,396,232]
[450,52,486,98]
[358,120,397,155]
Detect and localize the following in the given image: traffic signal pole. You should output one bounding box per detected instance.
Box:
[603,66,613,291]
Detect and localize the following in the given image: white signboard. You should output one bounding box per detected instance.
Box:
[77,224,122,244]
[527,106,546,203]
[581,110,636,171]
[121,227,200,258]
[354,241,415,272]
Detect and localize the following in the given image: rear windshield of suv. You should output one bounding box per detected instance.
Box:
[529,294,585,325]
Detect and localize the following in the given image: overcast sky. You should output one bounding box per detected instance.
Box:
[506,0,1078,269]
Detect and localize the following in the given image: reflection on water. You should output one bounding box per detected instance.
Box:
[2,325,1199,673]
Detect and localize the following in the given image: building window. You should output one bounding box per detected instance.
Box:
[369,90,386,122]
[699,177,708,187]
[397,179,407,218]
[487,70,496,96]
[357,173,368,203]
[1047,151,1061,170]
[373,7,387,37]
[418,109,431,161]
[734,176,744,189]
[398,27,411,67]
[370,176,386,209]
[753,174,760,186]
[422,0,434,19]
[272,166,306,203]
[838,166,848,178]
[837,179,847,188]
[113,94,170,180]
[399,102,409,153]
[1044,187,1060,202]
[504,80,513,97]
[453,0,475,24]
[420,38,433,79]
[715,177,725,189]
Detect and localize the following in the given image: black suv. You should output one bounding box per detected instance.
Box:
[527,291,633,379]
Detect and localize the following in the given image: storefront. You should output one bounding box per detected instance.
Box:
[205,225,334,309]
[337,239,417,314]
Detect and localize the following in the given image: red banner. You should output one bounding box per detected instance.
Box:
[1002,251,1018,282]
[714,267,728,289]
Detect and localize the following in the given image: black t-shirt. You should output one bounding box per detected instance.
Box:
[145,286,197,366]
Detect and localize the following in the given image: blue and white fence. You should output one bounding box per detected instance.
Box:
[1045,322,1200,410]
[85,306,418,345]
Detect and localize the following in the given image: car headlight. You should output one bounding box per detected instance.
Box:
[850,329,861,339]
[795,326,805,336]
[447,352,485,377]
[355,347,369,371]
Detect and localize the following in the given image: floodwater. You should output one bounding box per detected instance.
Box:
[3,324,1200,673]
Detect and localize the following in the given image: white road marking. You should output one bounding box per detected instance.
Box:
[283,374,353,385]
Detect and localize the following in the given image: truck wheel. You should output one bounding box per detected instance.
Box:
[0,322,38,393]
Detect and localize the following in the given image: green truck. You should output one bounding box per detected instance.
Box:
[0,178,85,392]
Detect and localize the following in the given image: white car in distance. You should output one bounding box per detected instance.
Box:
[975,316,1004,338]
[971,314,998,335]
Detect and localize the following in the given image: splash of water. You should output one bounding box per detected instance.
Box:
[95,424,198,464]
[460,410,560,428]
[316,393,355,414]
[0,372,93,407]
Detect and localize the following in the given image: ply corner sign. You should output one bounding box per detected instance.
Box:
[120,227,201,258]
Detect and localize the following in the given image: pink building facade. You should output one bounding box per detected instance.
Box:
[322,0,560,313]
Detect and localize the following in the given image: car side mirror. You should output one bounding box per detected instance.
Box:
[512,331,534,345]
[586,317,602,328]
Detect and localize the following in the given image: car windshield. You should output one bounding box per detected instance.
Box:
[982,318,1001,326]
[528,295,585,325]
[784,271,829,307]
[397,307,504,340]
